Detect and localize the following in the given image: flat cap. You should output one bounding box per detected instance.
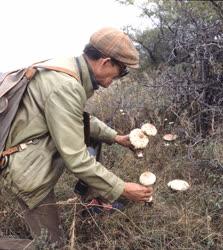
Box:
[90,27,139,68]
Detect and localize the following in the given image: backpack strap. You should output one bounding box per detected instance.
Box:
[33,65,79,81]
[0,64,79,99]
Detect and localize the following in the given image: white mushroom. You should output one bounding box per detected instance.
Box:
[141,123,157,136]
[129,129,149,149]
[139,171,156,203]
[163,133,178,141]
[139,171,156,186]
[167,179,190,191]
[129,129,149,158]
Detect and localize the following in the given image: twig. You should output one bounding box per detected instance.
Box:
[23,240,35,250]
[78,199,110,243]
[69,203,76,250]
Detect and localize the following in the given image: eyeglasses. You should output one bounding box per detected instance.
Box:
[111,59,129,78]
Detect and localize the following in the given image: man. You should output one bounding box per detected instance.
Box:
[0,27,153,249]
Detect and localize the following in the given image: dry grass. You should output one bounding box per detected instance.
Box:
[52,136,223,249]
[0,77,223,249]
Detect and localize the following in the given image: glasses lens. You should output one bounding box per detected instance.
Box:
[117,62,129,78]
[120,66,129,77]
[111,58,129,78]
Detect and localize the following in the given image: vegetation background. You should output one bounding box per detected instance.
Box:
[0,0,222,249]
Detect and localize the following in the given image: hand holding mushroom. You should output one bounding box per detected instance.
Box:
[122,182,153,202]
[114,134,132,148]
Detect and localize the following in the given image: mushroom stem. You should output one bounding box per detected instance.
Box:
[144,196,153,206]
[135,149,144,158]
[144,188,153,204]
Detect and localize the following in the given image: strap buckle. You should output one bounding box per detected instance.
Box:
[19,143,27,151]
[18,138,40,152]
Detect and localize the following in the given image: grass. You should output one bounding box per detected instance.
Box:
[59,137,222,249]
[0,77,223,249]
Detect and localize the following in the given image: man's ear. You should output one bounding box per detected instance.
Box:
[101,57,111,66]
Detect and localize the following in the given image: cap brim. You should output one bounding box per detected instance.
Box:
[127,63,140,69]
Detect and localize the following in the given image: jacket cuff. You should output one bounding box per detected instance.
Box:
[103,178,125,203]
[105,129,118,145]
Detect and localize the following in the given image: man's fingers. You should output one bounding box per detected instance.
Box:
[123,182,154,202]
[143,187,153,200]
[143,186,153,193]
[139,190,152,200]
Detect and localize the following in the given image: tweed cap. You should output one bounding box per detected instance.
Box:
[90,27,139,68]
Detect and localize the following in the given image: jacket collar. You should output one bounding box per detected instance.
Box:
[36,55,98,99]
[75,55,99,98]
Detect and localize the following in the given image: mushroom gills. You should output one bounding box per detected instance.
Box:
[163,134,177,141]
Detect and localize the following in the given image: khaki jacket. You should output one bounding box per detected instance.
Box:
[3,55,125,209]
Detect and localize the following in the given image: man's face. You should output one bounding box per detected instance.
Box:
[94,58,127,88]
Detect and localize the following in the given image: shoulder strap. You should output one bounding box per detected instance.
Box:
[33,65,79,81]
[0,62,80,98]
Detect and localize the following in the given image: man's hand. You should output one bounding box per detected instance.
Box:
[122,182,153,202]
[114,135,132,148]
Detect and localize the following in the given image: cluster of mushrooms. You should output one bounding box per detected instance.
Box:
[129,123,157,158]
[129,123,190,203]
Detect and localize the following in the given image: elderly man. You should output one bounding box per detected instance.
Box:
[0,27,153,249]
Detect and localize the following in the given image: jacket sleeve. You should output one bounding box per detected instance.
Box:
[90,116,117,145]
[44,81,125,202]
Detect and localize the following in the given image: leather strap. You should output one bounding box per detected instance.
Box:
[25,67,38,80]
[33,65,79,81]
[0,158,5,167]
[0,63,79,98]
[0,145,20,158]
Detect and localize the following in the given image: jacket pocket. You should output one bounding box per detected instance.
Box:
[9,139,63,193]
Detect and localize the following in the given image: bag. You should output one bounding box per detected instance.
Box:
[0,63,79,153]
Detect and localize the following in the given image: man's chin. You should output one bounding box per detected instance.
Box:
[98,82,109,88]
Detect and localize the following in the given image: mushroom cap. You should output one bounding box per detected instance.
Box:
[167,179,190,191]
[163,133,178,141]
[139,171,156,186]
[129,128,149,149]
[141,123,157,136]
